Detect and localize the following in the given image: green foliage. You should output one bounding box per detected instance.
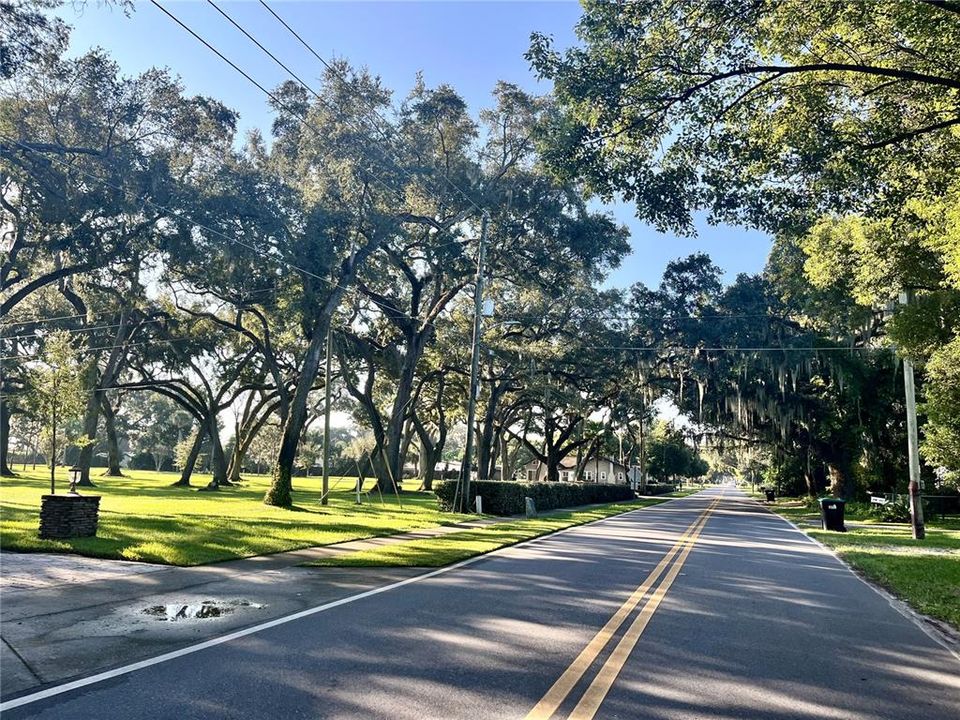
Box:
[433,479,635,515]
[643,423,708,482]
[923,336,960,471]
[26,332,88,478]
[870,501,912,523]
[529,1,960,233]
[0,0,69,78]
[763,457,807,498]
[532,0,960,484]
[642,483,677,496]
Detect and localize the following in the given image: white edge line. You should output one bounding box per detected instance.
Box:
[0,490,708,712]
[752,496,960,665]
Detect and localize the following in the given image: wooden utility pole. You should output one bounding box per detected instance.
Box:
[321,326,332,507]
[50,381,57,495]
[459,211,490,512]
[900,290,925,540]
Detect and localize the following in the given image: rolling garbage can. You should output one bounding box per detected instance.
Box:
[819,497,846,532]
[765,488,775,502]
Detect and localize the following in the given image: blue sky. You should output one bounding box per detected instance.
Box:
[57,0,772,289]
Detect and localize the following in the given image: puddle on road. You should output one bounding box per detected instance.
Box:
[141,599,266,622]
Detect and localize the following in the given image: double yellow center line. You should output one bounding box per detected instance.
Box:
[525,493,723,720]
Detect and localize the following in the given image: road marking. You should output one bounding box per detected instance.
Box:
[525,494,722,720]
[0,492,706,713]
[568,496,720,719]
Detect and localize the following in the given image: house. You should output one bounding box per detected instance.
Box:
[520,456,632,485]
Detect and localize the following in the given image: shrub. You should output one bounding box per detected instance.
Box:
[870,501,911,523]
[434,480,636,515]
[642,483,676,496]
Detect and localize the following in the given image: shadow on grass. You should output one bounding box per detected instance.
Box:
[0,502,448,566]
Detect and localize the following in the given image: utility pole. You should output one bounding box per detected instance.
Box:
[321,325,332,507]
[900,290,925,540]
[459,210,490,512]
[50,378,57,495]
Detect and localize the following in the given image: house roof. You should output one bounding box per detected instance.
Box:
[526,456,632,471]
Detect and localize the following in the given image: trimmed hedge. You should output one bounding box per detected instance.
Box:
[642,483,677,496]
[434,480,636,516]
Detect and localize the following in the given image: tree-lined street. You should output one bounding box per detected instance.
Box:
[3,2,960,716]
[3,488,957,719]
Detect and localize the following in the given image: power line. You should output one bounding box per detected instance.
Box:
[197,0,476,256]
[1,309,116,327]
[152,0,476,259]
[1,318,164,343]
[256,0,485,216]
[208,0,473,225]
[0,287,281,328]
[1,336,191,362]
[1,136,447,334]
[588,346,891,352]
[149,0,442,244]
[143,1,480,307]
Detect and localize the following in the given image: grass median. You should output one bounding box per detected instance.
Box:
[1,468,457,565]
[762,495,960,630]
[307,497,677,568]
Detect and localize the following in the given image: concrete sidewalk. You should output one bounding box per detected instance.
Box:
[0,515,503,700]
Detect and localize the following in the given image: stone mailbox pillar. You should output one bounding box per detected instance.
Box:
[39,495,101,539]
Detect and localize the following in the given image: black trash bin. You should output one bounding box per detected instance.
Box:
[819,497,846,532]
[765,489,775,502]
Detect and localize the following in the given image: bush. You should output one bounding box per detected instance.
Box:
[870,501,911,523]
[642,483,676,496]
[433,480,636,515]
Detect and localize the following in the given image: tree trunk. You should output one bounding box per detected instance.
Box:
[266,230,382,507]
[203,413,229,490]
[500,435,511,481]
[827,462,854,499]
[100,396,124,476]
[0,395,14,477]
[420,445,439,491]
[172,429,203,487]
[227,422,243,484]
[477,386,501,481]
[267,316,332,507]
[546,440,561,483]
[75,362,101,486]
[398,418,415,482]
[377,346,420,493]
[75,308,132,485]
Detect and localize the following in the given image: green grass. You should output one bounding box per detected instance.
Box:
[765,499,960,629]
[309,497,675,568]
[757,495,881,524]
[1,467,459,566]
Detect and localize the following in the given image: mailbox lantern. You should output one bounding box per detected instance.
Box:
[67,466,82,494]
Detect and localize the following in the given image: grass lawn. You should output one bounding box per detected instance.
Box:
[309,497,677,568]
[665,488,701,498]
[807,522,960,630]
[762,497,960,630]
[1,467,459,566]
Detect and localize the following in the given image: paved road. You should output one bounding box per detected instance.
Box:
[3,488,958,719]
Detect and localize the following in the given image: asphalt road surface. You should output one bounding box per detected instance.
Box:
[4,487,958,719]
